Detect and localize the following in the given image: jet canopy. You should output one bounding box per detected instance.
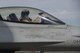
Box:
[0,7,65,25]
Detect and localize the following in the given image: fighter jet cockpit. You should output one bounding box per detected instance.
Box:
[0,7,65,25]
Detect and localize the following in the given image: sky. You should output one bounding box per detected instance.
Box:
[0,0,80,26]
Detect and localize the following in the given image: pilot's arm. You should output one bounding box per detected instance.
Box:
[33,16,41,23]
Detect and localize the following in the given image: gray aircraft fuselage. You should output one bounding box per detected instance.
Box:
[0,7,80,51]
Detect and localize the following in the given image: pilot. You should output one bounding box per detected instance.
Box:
[0,14,3,20]
[20,9,32,22]
[33,12,53,24]
[7,13,18,21]
[33,12,43,23]
[33,12,49,23]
